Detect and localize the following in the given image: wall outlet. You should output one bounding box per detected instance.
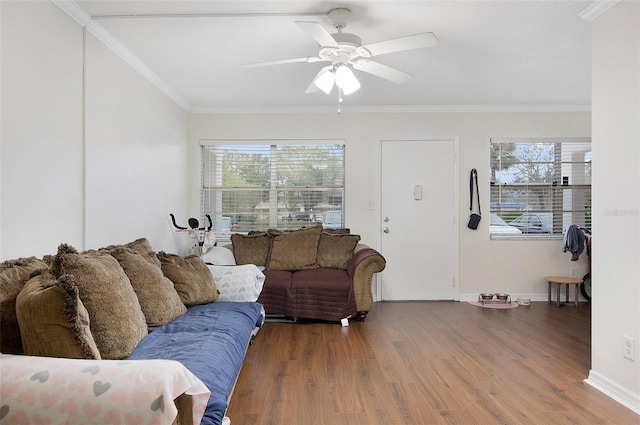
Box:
[570,267,579,278]
[624,335,635,360]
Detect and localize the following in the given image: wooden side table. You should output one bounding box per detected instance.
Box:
[544,276,582,308]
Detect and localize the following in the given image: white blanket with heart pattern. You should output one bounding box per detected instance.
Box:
[0,354,210,425]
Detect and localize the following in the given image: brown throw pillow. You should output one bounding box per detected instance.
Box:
[51,244,148,360]
[322,228,351,235]
[231,233,272,266]
[17,272,101,359]
[0,257,49,354]
[268,225,323,271]
[157,252,220,306]
[316,233,361,269]
[110,247,187,327]
[125,238,154,255]
[99,238,153,255]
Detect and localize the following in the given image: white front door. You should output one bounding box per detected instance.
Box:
[380,140,457,300]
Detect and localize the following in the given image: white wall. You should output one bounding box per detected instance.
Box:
[1,1,84,258]
[587,1,640,413]
[84,34,188,252]
[188,111,591,300]
[0,1,189,260]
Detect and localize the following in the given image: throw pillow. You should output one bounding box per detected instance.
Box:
[99,237,153,255]
[51,244,148,360]
[230,233,272,266]
[316,233,361,269]
[207,264,265,302]
[322,228,351,235]
[16,272,101,359]
[201,246,237,266]
[0,256,49,354]
[157,252,220,306]
[268,225,323,271]
[109,247,187,328]
[125,237,154,254]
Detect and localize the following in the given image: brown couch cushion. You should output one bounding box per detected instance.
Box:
[51,244,148,359]
[110,247,187,327]
[0,257,49,354]
[268,225,323,271]
[157,252,219,306]
[16,272,101,359]
[316,233,361,269]
[231,233,272,266]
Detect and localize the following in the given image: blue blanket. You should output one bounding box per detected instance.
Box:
[128,301,264,425]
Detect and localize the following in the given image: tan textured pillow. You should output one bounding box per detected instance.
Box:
[316,233,361,269]
[157,252,219,306]
[17,272,101,359]
[268,225,323,271]
[52,244,148,360]
[0,257,49,354]
[125,238,154,254]
[231,233,272,266]
[110,247,187,327]
[322,228,351,235]
[100,238,153,255]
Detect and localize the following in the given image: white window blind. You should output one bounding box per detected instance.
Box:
[490,138,591,238]
[201,143,345,238]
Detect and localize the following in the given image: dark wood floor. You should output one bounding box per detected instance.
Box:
[227,301,640,425]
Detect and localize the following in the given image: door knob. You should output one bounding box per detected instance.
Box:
[383,227,390,233]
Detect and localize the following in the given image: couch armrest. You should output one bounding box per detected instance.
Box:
[347,244,386,321]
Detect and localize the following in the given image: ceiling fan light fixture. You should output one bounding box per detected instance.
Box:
[335,64,360,95]
[313,67,335,94]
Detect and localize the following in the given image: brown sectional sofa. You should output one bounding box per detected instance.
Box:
[228,225,386,321]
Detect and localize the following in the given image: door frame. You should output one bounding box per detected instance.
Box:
[374,137,460,302]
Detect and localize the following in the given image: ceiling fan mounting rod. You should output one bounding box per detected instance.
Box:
[327,8,351,31]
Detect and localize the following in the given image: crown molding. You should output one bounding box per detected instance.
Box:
[51,0,191,111]
[579,0,621,22]
[189,104,592,115]
[91,12,327,20]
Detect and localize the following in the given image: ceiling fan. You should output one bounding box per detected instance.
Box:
[243,8,439,96]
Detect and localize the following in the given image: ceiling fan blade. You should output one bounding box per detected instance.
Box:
[352,60,412,84]
[243,57,324,68]
[296,21,340,48]
[362,32,439,57]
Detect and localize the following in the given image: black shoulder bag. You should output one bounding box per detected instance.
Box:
[467,168,481,230]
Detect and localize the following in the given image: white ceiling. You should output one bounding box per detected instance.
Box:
[68,0,593,112]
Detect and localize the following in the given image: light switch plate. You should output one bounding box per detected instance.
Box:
[414,184,422,200]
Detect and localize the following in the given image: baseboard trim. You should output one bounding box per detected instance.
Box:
[585,370,640,416]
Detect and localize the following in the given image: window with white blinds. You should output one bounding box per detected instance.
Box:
[490,138,591,238]
[201,142,345,238]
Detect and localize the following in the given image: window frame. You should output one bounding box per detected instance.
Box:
[200,139,346,239]
[490,137,591,240]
